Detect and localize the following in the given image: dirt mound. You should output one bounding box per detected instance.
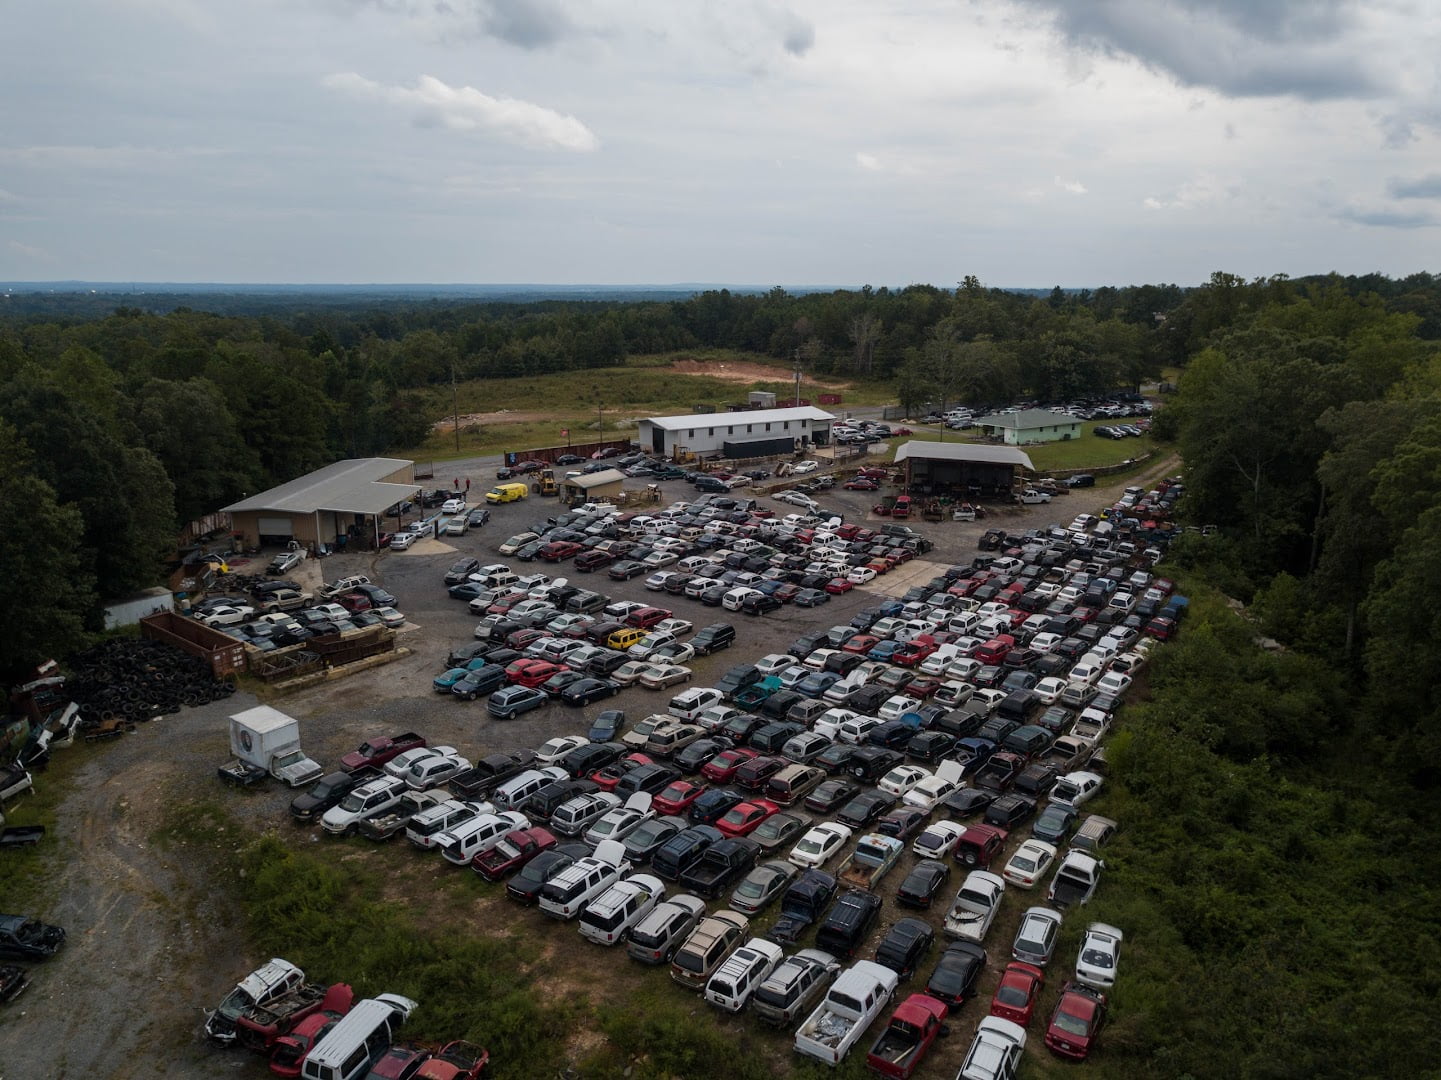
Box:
[667,358,852,388]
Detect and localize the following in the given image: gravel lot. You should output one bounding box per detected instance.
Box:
[0,454,1177,1080]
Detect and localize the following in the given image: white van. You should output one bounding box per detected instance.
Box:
[300,994,417,1080]
[705,939,785,1013]
[492,767,568,811]
[539,840,632,919]
[438,811,530,866]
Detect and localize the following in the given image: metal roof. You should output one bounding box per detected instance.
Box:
[974,408,1081,430]
[894,441,1034,470]
[565,468,626,489]
[221,458,416,515]
[641,406,835,431]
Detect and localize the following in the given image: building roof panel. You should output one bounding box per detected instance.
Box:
[222,458,415,515]
[641,406,835,431]
[894,441,1035,470]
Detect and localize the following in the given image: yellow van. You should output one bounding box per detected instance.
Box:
[485,483,529,505]
[607,627,647,651]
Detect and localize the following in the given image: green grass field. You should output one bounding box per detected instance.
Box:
[889,420,1153,472]
[399,350,895,460]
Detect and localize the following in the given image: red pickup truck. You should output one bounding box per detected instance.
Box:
[340,732,427,772]
[865,993,949,1079]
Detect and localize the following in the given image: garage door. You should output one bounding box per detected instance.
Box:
[257,517,294,537]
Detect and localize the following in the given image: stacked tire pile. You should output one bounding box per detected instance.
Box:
[69,639,236,734]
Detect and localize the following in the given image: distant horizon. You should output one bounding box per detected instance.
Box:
[0,277,1242,294]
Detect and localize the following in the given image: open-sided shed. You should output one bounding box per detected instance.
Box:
[894,441,1034,498]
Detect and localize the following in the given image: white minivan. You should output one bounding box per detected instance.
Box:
[300,994,418,1080]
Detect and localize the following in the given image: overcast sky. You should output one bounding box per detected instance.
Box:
[2,0,1438,287]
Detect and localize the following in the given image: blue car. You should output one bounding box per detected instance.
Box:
[867,640,903,662]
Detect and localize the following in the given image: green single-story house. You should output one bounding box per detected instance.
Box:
[975,408,1083,445]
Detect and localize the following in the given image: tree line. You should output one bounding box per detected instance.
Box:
[1094,276,1441,1075]
[2,271,1440,677]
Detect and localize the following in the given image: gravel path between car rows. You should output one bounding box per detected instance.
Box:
[0,452,1178,1080]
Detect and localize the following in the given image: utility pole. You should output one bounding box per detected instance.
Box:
[598,401,604,439]
[451,361,461,454]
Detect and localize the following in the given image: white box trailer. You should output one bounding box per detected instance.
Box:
[218,706,322,787]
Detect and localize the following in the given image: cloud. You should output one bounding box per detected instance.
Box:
[1143,174,1228,210]
[1054,176,1087,194]
[323,72,599,151]
[0,187,18,203]
[1336,206,1436,228]
[781,13,815,57]
[7,239,53,261]
[1388,174,1441,199]
[476,0,573,49]
[856,152,882,172]
[1020,0,1382,101]
[344,0,575,49]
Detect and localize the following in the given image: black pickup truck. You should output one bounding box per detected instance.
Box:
[678,836,759,899]
[767,870,838,945]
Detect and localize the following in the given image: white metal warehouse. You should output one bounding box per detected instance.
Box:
[637,406,835,460]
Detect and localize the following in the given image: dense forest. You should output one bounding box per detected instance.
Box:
[3,270,1441,1073]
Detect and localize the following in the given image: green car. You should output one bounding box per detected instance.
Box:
[433,659,487,692]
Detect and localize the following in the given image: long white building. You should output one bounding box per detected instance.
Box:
[637,406,835,460]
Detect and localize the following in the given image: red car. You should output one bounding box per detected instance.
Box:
[844,478,878,491]
[733,755,786,791]
[267,985,355,1077]
[1044,982,1107,1060]
[973,635,1014,665]
[825,578,854,594]
[539,540,585,562]
[592,753,652,791]
[773,583,802,603]
[471,826,557,881]
[906,676,942,699]
[893,639,937,666]
[505,627,552,651]
[653,779,709,816]
[836,524,863,540]
[843,634,880,655]
[700,747,759,784]
[366,1044,433,1079]
[559,617,597,639]
[486,593,526,615]
[858,467,890,479]
[715,798,781,838]
[990,962,1045,1027]
[415,1041,490,1080]
[625,606,673,629]
[340,732,425,772]
[505,659,566,687]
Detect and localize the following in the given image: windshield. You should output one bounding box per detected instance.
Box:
[797,839,822,855]
[338,792,366,813]
[1081,948,1114,969]
[1052,1007,1092,1037]
[995,985,1029,1007]
[215,986,253,1020]
[736,879,765,898]
[1011,856,1037,872]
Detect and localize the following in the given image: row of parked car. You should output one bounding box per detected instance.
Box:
[191,575,406,651]
[273,470,1178,1075]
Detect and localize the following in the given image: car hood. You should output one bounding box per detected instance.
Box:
[276,755,324,786]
